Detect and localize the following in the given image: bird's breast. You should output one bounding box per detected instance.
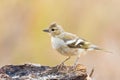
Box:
[51,37,66,49]
[51,37,81,56]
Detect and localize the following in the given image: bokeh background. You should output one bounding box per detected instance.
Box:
[0,0,120,80]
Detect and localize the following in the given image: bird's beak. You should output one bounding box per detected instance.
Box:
[43,28,49,33]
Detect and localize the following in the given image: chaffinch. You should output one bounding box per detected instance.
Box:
[43,22,111,66]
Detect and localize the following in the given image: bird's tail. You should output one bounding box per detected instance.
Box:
[93,47,113,53]
[88,44,113,54]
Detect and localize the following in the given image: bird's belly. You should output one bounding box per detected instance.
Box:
[56,47,78,56]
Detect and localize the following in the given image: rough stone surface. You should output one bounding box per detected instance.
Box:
[0,63,92,80]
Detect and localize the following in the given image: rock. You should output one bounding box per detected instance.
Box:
[0,63,93,80]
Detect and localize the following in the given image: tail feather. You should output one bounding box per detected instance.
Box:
[94,47,113,53]
[89,44,113,53]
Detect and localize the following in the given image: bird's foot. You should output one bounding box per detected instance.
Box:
[56,62,66,71]
[70,64,86,72]
[70,62,78,70]
[69,64,77,71]
[47,63,66,74]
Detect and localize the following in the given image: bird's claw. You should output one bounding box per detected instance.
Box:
[56,62,65,70]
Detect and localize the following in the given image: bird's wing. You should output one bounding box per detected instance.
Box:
[59,32,78,42]
[59,32,91,49]
[66,38,91,49]
[59,32,112,53]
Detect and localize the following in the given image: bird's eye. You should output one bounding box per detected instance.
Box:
[51,29,55,31]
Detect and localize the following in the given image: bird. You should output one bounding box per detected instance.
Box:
[43,22,111,67]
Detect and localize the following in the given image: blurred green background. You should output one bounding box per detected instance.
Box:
[0,0,120,80]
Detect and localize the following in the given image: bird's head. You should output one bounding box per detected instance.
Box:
[43,22,64,37]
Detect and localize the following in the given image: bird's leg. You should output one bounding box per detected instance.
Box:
[57,56,71,70]
[73,50,87,68]
[73,55,80,67]
[61,56,71,65]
